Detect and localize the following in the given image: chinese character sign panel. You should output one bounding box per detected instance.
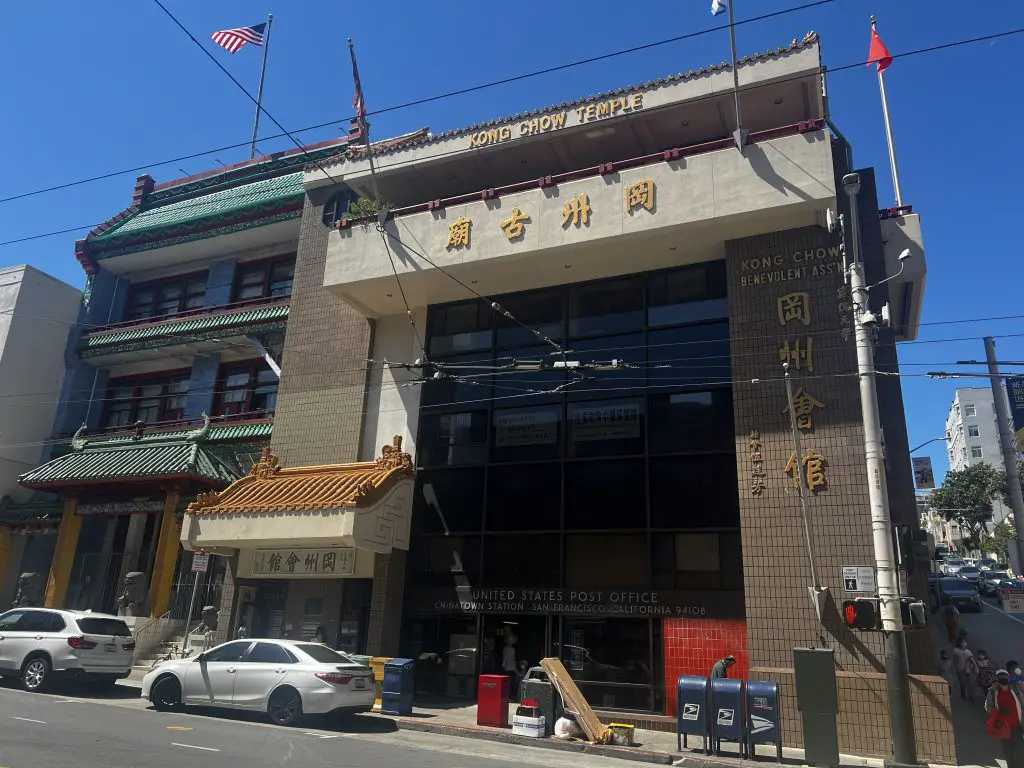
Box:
[1008,377,1024,449]
[912,456,935,490]
[251,548,357,578]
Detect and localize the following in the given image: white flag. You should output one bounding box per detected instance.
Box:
[711,0,728,15]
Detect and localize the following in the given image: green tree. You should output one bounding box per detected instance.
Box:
[986,518,1017,559]
[347,197,392,220]
[930,463,1004,552]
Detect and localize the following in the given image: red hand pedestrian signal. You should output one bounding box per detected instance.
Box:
[842,598,880,630]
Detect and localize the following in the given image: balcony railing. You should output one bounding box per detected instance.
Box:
[83,293,290,337]
[52,412,275,443]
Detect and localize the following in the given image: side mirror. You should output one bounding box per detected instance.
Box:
[195,652,206,662]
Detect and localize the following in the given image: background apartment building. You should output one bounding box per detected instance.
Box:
[945,386,1013,527]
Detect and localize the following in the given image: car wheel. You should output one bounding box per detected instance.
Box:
[21,656,50,693]
[268,687,303,726]
[151,676,182,711]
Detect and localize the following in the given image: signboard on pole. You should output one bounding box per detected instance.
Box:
[191,552,210,573]
[912,457,935,489]
[842,565,876,594]
[1000,586,1024,614]
[1007,377,1024,450]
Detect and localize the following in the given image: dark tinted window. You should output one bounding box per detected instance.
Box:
[648,262,727,327]
[18,611,54,632]
[650,455,739,528]
[295,643,358,664]
[566,334,645,397]
[247,642,296,664]
[77,617,132,636]
[491,406,561,462]
[491,346,565,404]
[565,460,646,529]
[482,535,559,587]
[421,353,495,407]
[428,302,492,355]
[414,469,484,533]
[203,641,252,663]
[486,463,561,531]
[0,611,25,631]
[940,579,976,594]
[408,536,481,587]
[48,613,67,632]
[496,291,563,348]
[569,279,643,337]
[648,322,731,389]
[418,411,488,466]
[567,398,645,458]
[649,389,733,454]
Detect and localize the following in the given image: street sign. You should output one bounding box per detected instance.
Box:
[842,565,876,593]
[1001,587,1024,614]
[191,552,210,573]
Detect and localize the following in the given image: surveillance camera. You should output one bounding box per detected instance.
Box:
[860,311,878,327]
[842,173,861,194]
[825,208,837,233]
[898,248,911,261]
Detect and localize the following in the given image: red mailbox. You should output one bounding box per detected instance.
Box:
[477,674,510,727]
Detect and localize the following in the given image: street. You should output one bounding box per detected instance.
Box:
[942,596,1024,767]
[0,682,625,768]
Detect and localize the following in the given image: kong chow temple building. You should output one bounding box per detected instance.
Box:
[1,32,952,762]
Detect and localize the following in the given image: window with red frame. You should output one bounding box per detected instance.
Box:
[232,258,294,302]
[213,362,278,418]
[126,274,207,321]
[102,374,190,429]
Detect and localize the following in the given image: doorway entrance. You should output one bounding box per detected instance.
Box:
[482,615,549,699]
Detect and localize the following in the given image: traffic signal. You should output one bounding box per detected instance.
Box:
[842,598,880,630]
[901,598,928,628]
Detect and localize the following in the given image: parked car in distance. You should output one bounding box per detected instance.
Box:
[942,557,966,576]
[142,639,375,726]
[981,570,1010,596]
[0,608,134,692]
[938,577,983,612]
[958,566,983,585]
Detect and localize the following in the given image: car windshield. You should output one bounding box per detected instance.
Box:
[941,578,976,594]
[987,571,1009,581]
[76,617,132,636]
[946,559,965,566]
[293,643,359,665]
[959,567,980,575]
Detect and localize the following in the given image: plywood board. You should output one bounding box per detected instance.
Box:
[540,657,607,743]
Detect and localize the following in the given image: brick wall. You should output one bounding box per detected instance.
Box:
[664,617,749,716]
[268,190,373,467]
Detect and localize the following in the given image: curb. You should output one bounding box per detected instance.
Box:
[389,718,674,764]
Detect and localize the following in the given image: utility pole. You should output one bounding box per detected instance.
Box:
[843,172,918,767]
[985,337,1024,570]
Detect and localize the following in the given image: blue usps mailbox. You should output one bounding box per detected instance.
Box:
[746,680,782,762]
[676,675,710,753]
[381,658,415,716]
[710,677,746,758]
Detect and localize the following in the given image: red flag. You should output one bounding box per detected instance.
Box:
[868,27,893,73]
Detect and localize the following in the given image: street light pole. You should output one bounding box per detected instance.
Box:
[985,337,1024,571]
[843,172,918,767]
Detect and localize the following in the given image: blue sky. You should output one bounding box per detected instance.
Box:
[1,1,1021,481]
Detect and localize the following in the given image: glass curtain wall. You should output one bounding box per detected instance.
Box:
[407,260,740,711]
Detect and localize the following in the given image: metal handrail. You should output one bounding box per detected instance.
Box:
[132,610,173,662]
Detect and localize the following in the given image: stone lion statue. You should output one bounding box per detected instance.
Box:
[116,572,150,617]
[11,573,41,608]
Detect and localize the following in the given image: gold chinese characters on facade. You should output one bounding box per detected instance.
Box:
[837,284,853,342]
[785,448,828,493]
[500,208,530,241]
[749,430,766,497]
[562,192,591,228]
[784,387,825,432]
[625,180,655,213]
[447,217,471,249]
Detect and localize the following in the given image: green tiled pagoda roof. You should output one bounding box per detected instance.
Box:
[96,421,273,444]
[0,498,64,524]
[93,172,304,241]
[78,303,289,351]
[20,431,240,490]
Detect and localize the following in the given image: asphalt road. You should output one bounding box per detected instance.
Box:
[0,682,622,768]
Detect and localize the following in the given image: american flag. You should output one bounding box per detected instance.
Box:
[211,23,266,54]
[348,40,368,143]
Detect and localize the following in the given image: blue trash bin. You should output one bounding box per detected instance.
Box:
[710,677,746,758]
[676,675,710,754]
[746,680,782,762]
[381,658,415,716]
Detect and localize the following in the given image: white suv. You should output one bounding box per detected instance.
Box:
[0,607,135,692]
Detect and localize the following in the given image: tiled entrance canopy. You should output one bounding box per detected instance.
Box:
[188,437,414,515]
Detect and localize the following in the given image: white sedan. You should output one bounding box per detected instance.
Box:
[141,639,374,726]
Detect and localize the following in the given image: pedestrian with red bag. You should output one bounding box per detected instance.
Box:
[985,669,1024,768]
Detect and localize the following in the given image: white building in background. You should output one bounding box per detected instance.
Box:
[945,386,1013,526]
[0,265,81,502]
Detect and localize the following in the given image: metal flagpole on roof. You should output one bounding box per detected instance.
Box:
[249,13,274,160]
[713,0,747,150]
[870,16,903,206]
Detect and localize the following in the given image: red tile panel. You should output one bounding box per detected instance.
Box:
[663,617,748,716]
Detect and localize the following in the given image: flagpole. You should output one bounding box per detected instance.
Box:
[871,16,902,206]
[249,13,273,160]
[348,39,386,228]
[726,0,747,150]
